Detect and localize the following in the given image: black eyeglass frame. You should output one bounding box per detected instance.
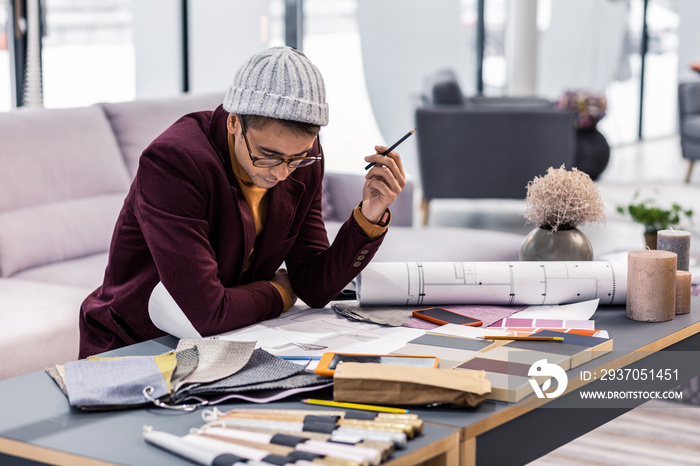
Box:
[239,118,322,168]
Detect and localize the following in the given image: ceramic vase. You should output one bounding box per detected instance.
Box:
[574,127,610,181]
[644,232,657,250]
[520,227,594,261]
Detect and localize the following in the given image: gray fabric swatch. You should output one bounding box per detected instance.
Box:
[63,357,168,407]
[170,346,199,391]
[332,302,416,326]
[45,365,67,395]
[173,339,256,389]
[200,372,333,405]
[170,349,310,402]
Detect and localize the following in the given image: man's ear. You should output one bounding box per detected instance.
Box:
[227,114,238,134]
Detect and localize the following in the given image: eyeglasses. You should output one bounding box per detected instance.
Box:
[240,119,322,168]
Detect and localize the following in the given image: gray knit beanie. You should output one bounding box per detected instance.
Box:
[223,46,329,126]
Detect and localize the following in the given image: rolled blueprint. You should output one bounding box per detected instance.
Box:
[356,261,626,306]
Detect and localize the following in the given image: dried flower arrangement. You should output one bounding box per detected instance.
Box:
[556,90,607,129]
[524,165,606,233]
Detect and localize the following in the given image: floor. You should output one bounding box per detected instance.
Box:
[424,136,700,465]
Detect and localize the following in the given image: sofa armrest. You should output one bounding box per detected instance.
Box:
[323,172,414,227]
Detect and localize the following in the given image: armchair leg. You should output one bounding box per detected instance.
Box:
[421,199,430,226]
[686,160,695,183]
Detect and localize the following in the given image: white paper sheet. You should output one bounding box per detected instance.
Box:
[512,299,599,320]
[357,261,626,306]
[216,306,425,357]
[426,324,513,339]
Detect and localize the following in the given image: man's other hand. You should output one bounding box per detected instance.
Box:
[361,147,407,224]
[270,268,298,311]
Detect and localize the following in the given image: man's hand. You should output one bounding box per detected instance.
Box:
[270,268,297,311]
[361,146,407,224]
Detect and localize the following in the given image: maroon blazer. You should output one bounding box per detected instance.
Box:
[79,106,385,358]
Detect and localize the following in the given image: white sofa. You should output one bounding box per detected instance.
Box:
[0,93,526,380]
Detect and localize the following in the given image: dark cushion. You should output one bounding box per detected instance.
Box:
[681,115,700,138]
[679,82,700,115]
[425,70,465,105]
[432,79,464,105]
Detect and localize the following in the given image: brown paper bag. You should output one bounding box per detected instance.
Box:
[333,362,491,408]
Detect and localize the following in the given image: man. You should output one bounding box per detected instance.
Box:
[78,46,406,358]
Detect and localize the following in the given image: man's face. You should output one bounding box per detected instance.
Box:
[227,114,317,189]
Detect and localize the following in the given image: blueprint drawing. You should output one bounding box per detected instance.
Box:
[357,261,626,306]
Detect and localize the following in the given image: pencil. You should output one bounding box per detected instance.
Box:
[302,399,409,414]
[482,336,564,342]
[364,128,416,169]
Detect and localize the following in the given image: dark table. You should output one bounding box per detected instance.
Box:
[2,300,700,466]
[0,337,460,466]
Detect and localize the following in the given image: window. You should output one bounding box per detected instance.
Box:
[0,0,10,111]
[42,0,135,108]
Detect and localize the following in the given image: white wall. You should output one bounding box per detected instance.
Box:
[134,0,272,98]
[188,0,272,94]
[134,1,183,98]
[506,0,538,96]
[537,0,628,98]
[677,0,700,83]
[356,0,474,177]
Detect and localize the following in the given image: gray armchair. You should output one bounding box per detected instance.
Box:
[679,81,700,182]
[415,73,576,225]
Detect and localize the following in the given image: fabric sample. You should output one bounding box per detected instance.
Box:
[170,349,310,403]
[332,302,418,326]
[63,355,173,407]
[90,351,178,392]
[183,372,332,406]
[170,346,199,390]
[173,339,256,390]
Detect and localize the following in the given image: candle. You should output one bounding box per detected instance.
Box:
[657,229,691,271]
[627,250,677,322]
[675,270,692,315]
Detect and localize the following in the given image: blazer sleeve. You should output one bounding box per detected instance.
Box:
[284,177,386,308]
[133,143,284,337]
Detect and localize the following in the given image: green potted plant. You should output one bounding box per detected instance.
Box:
[616,193,694,249]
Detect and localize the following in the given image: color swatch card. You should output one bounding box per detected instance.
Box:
[392,334,493,369]
[490,318,595,329]
[409,334,494,351]
[426,324,512,339]
[500,339,595,369]
[454,357,537,402]
[486,328,609,338]
[477,345,571,370]
[456,331,613,403]
[506,329,613,368]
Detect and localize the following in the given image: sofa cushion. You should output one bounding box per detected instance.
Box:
[0,279,92,380]
[681,114,700,139]
[100,93,225,177]
[0,106,131,213]
[325,222,523,262]
[323,172,414,227]
[12,252,109,289]
[0,194,124,277]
